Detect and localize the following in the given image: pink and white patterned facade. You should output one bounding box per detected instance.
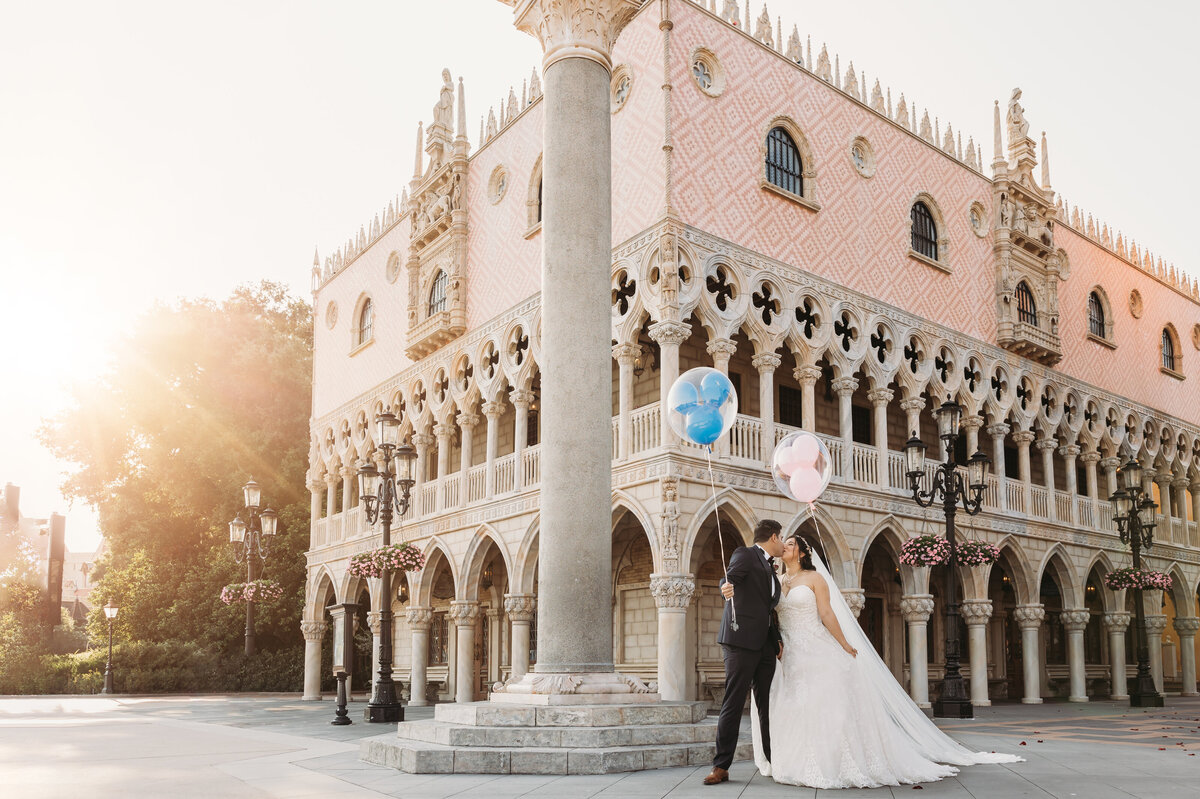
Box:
[303,1,1200,708]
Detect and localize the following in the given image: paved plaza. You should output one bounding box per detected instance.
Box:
[1,695,1198,798]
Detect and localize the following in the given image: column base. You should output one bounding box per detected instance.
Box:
[1182,691,1200,697]
[490,671,661,705]
[970,700,992,707]
[1110,694,1129,700]
[1130,693,1165,708]
[932,698,974,719]
[408,698,429,707]
[1068,696,1089,703]
[1021,698,1043,704]
[301,694,323,701]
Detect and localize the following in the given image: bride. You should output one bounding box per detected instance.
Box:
[731,532,1022,789]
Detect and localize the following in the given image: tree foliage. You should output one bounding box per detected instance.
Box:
[40,282,312,659]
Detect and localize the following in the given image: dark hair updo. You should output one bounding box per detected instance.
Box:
[789,533,817,571]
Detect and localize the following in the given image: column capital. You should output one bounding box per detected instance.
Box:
[1013,603,1046,629]
[339,465,357,479]
[1035,437,1058,452]
[1152,472,1171,487]
[900,594,935,622]
[867,388,894,407]
[482,400,506,419]
[830,376,859,397]
[961,414,985,432]
[612,342,642,364]
[1144,614,1169,634]
[1191,480,1200,493]
[449,600,481,624]
[705,337,737,358]
[1058,443,1081,459]
[1080,450,1102,465]
[751,352,782,373]
[1100,455,1123,470]
[841,588,866,618]
[649,573,696,609]
[1102,611,1131,632]
[986,422,1010,438]
[1171,475,1191,489]
[1060,608,1090,632]
[960,599,994,625]
[307,477,325,493]
[510,388,535,408]
[793,365,823,386]
[648,319,690,347]
[456,412,481,430]
[406,606,433,629]
[434,422,456,441]
[503,593,537,622]
[504,0,642,71]
[413,431,436,451]
[300,620,329,641]
[899,397,925,413]
[1011,430,1037,446]
[1173,617,1200,636]
[367,610,383,634]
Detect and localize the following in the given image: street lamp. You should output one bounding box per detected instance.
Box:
[228,478,277,656]
[1110,457,1163,708]
[904,396,990,719]
[102,601,119,694]
[359,408,418,723]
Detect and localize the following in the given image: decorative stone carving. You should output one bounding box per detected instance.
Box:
[301,620,329,641]
[659,476,681,567]
[1173,617,1200,636]
[449,601,480,625]
[751,353,782,373]
[503,594,536,623]
[830,376,859,396]
[325,301,338,330]
[650,573,696,609]
[1013,604,1046,630]
[507,0,642,70]
[367,611,383,635]
[531,674,584,694]
[960,599,993,625]
[1102,611,1131,633]
[1060,609,1090,633]
[900,595,934,623]
[842,589,866,619]
[849,136,875,179]
[1144,615,1168,635]
[1006,87,1029,143]
[406,607,433,630]
[433,69,455,132]
[1129,289,1144,319]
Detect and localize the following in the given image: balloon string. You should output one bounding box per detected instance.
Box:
[703,445,735,629]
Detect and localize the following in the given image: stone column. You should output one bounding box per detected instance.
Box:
[486,608,502,687]
[1014,604,1045,703]
[1191,481,1200,539]
[1173,477,1191,542]
[900,396,924,442]
[842,589,866,619]
[960,599,993,706]
[457,412,480,475]
[434,422,453,478]
[613,342,640,460]
[406,607,432,707]
[1060,444,1081,524]
[1061,608,1090,702]
[483,401,504,497]
[962,414,984,457]
[832,376,859,479]
[986,423,1009,511]
[901,595,934,708]
[308,479,324,545]
[367,610,383,693]
[1145,613,1168,693]
[450,601,480,703]
[1081,450,1101,527]
[1013,430,1035,513]
[794,365,822,433]
[650,574,696,701]
[649,320,690,447]
[301,620,328,700]
[1036,436,1058,520]
[753,353,781,466]
[510,389,532,490]
[706,338,737,456]
[504,594,537,681]
[1155,475,1174,541]
[1173,617,1200,696]
[413,431,434,489]
[868,388,893,490]
[1103,611,1130,699]
[340,466,355,514]
[324,473,338,517]
[1101,456,1121,501]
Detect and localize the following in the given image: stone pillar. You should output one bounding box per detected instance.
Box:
[483,400,504,497]
[504,594,536,682]
[1013,430,1035,513]
[962,414,984,457]
[450,601,480,703]
[987,423,1009,511]
[1145,613,1167,693]
[793,365,821,433]
[367,610,383,693]
[510,389,532,490]
[832,376,859,479]
[1173,477,1191,542]
[1014,604,1045,703]
[1156,475,1174,541]
[842,589,865,619]
[1081,450,1101,527]
[1036,436,1058,520]
[1173,617,1200,696]
[650,320,690,447]
[1191,482,1200,538]
[1101,456,1121,502]
[650,574,696,701]
[613,342,640,461]
[1061,608,1090,702]
[753,353,781,466]
[434,422,454,479]
[901,595,934,708]
[413,431,434,490]
[706,337,736,375]
[868,388,893,490]
[308,478,323,527]
[1060,444,1081,524]
[406,607,432,707]
[340,466,355,514]
[1103,611,1130,699]
[324,474,338,518]
[301,620,328,700]
[457,412,480,475]
[900,397,924,442]
[960,599,993,706]
[486,608,502,687]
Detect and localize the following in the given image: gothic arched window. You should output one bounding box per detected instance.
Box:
[910,201,938,261]
[428,270,448,317]
[765,126,803,197]
[1087,291,1106,338]
[1162,328,1177,371]
[1016,282,1037,326]
[357,298,373,346]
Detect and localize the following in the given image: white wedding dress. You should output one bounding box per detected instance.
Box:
[750,553,1022,789]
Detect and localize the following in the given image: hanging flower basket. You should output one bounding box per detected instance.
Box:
[1104,568,1173,591]
[899,535,951,567]
[220,579,284,605]
[956,540,1001,567]
[348,543,426,579]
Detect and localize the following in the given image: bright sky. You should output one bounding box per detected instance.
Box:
[1,1,1195,553]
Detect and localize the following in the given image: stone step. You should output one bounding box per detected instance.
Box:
[395,718,719,748]
[361,733,754,775]
[432,700,708,728]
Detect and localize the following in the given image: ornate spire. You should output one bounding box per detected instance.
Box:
[456,77,467,140]
[1040,130,1051,189]
[413,121,423,180]
[993,100,1002,160]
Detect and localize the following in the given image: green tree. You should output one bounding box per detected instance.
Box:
[41,282,312,662]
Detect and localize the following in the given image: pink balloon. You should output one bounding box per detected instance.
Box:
[789,468,826,504]
[791,435,820,468]
[774,443,805,474]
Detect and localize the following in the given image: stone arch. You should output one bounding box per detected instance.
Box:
[460,524,515,602]
[513,515,540,595]
[527,153,543,230]
[1037,544,1081,608]
[612,490,662,568]
[992,535,1036,606]
[1081,550,1118,613]
[680,487,756,568]
[857,519,919,594]
[760,114,819,205]
[908,191,950,267]
[350,291,375,349]
[783,504,854,586]
[339,569,376,612]
[306,566,339,620]
[1165,562,1194,613]
[415,536,459,607]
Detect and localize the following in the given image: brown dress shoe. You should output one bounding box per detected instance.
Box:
[703,767,729,785]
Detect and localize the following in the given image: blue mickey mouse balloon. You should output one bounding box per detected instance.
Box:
[667,367,738,446]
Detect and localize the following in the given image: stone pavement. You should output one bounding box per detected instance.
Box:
[1,694,1198,798]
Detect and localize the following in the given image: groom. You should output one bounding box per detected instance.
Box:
[704,519,784,786]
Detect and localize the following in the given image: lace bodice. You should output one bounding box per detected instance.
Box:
[776,582,846,658]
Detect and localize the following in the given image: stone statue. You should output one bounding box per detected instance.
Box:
[720,0,739,26]
[450,175,463,210]
[1007,88,1029,143]
[660,477,680,566]
[999,194,1011,227]
[428,188,451,222]
[434,69,454,130]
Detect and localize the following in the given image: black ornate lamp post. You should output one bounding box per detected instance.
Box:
[358,408,417,723]
[101,600,118,694]
[904,397,990,719]
[1109,457,1163,708]
[228,478,278,657]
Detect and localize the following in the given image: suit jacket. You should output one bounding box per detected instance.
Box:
[718,545,782,652]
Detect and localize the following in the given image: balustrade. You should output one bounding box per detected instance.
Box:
[494,453,516,494]
[1054,491,1073,521]
[850,443,877,484]
[466,464,486,504]
[1030,485,1049,518]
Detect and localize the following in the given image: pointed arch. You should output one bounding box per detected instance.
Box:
[857,519,919,594]
[415,536,459,607]
[460,523,515,601]
[784,504,853,586]
[306,566,339,620]
[680,487,757,569]
[612,490,661,568]
[1081,550,1118,613]
[992,535,1036,606]
[514,514,540,595]
[1037,543,1081,608]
